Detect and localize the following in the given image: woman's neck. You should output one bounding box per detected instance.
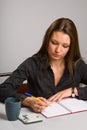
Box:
[50,59,65,68]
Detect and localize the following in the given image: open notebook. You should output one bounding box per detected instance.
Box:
[41,98,87,118]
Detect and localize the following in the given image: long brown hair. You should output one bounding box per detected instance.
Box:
[37,18,82,78]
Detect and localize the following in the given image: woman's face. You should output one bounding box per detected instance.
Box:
[48,31,70,61]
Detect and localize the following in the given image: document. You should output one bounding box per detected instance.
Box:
[41,98,87,118]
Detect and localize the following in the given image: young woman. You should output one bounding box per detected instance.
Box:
[0,17,87,112]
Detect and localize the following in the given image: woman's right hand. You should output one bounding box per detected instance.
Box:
[22,96,49,113]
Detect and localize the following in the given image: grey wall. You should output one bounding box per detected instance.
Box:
[0,0,87,74]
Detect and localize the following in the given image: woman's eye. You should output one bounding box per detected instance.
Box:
[51,41,57,45]
[63,45,70,48]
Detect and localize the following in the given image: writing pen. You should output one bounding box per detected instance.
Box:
[25,92,43,103]
[25,92,32,97]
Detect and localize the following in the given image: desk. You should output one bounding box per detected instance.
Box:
[0,102,87,130]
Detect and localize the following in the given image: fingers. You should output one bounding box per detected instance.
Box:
[48,93,59,102]
[48,94,63,103]
[33,103,46,113]
[29,97,48,112]
[39,97,48,103]
[48,88,72,103]
[37,106,43,112]
[37,97,49,106]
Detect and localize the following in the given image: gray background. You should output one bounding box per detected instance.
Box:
[0,0,87,73]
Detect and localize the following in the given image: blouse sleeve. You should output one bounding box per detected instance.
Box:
[76,60,87,100]
[0,58,32,102]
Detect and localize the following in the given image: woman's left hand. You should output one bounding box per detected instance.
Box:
[48,88,72,102]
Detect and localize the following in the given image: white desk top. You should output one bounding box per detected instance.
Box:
[0,102,87,130]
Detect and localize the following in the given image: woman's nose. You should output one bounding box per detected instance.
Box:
[55,45,61,53]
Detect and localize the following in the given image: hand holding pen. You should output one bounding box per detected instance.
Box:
[22,92,49,113]
[25,92,44,103]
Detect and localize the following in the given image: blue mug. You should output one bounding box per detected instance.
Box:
[5,97,21,121]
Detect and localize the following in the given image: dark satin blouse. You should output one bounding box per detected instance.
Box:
[0,54,87,102]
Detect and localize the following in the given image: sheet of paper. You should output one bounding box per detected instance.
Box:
[41,102,70,118]
[60,98,87,113]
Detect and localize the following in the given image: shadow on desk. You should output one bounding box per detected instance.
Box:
[0,113,7,120]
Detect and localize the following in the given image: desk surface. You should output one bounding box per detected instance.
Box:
[0,102,87,130]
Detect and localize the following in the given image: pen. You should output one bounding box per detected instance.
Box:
[25,92,32,97]
[25,92,43,103]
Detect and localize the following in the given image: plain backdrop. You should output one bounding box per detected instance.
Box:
[0,0,87,75]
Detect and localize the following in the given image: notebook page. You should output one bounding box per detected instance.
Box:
[41,102,70,118]
[60,98,87,113]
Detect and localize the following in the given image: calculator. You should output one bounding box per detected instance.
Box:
[18,113,43,124]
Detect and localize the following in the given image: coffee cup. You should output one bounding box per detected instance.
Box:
[5,97,21,121]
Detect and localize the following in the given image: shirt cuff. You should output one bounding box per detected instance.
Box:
[78,86,87,100]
